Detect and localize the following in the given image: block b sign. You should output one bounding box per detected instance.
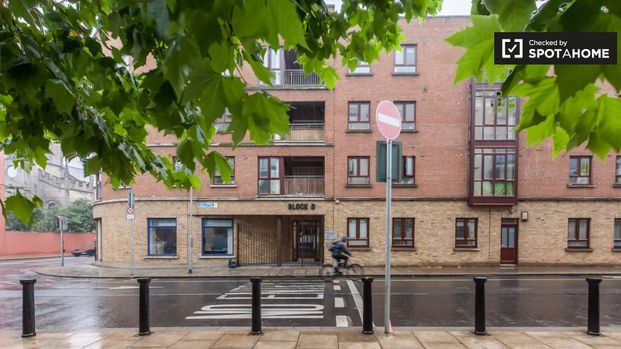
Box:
[495,32,617,64]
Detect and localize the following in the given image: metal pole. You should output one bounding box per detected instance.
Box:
[20,279,36,337]
[250,278,262,335]
[130,218,135,276]
[384,138,393,335]
[60,221,64,267]
[138,278,151,336]
[587,277,602,336]
[362,277,374,335]
[474,276,487,335]
[188,187,193,274]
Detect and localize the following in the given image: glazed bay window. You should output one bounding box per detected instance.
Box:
[147,218,177,256]
[568,218,590,248]
[615,219,621,249]
[569,156,592,185]
[616,156,621,185]
[473,148,516,197]
[455,218,477,248]
[394,44,416,74]
[393,218,415,248]
[202,218,234,256]
[212,157,235,185]
[394,101,416,130]
[258,157,282,194]
[348,102,370,130]
[347,218,369,247]
[474,93,518,141]
[397,156,415,185]
[263,47,282,85]
[348,156,370,185]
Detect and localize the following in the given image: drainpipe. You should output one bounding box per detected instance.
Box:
[188,187,193,274]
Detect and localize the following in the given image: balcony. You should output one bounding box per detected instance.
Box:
[275,123,325,142]
[284,176,324,197]
[274,102,325,143]
[281,69,322,87]
[261,49,324,88]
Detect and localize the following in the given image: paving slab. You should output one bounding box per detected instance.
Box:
[211,334,260,349]
[259,330,300,342]
[297,334,338,349]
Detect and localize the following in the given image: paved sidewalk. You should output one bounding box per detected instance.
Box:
[2,327,621,348]
[32,262,621,279]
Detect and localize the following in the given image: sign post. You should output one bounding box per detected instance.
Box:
[376,100,401,335]
[128,191,136,276]
[57,216,67,267]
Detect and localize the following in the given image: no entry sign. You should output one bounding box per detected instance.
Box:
[376,101,401,140]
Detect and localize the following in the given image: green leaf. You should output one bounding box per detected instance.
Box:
[3,191,42,225]
[513,78,559,130]
[554,65,601,103]
[208,41,233,73]
[44,79,73,114]
[597,95,621,152]
[482,0,536,31]
[241,93,290,144]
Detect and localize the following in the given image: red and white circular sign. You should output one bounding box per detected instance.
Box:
[376,100,401,140]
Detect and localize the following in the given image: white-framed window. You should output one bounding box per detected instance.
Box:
[394,44,417,74]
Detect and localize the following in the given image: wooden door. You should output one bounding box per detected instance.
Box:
[500,219,518,264]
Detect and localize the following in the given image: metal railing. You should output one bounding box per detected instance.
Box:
[275,123,324,142]
[284,176,324,196]
[282,69,322,86]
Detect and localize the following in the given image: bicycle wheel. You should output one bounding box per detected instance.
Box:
[319,264,336,281]
[347,264,363,280]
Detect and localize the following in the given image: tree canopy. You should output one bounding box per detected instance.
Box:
[0,0,619,223]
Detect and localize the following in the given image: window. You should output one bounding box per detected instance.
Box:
[614,219,621,249]
[348,102,370,130]
[95,173,102,200]
[568,218,590,248]
[393,218,414,248]
[147,218,177,256]
[394,101,416,130]
[473,148,516,197]
[569,156,592,185]
[202,218,234,256]
[397,156,415,185]
[394,44,417,74]
[213,157,235,185]
[258,157,282,194]
[262,47,282,85]
[348,156,370,185]
[473,94,518,141]
[455,218,477,248]
[351,61,370,74]
[615,156,621,184]
[347,218,369,247]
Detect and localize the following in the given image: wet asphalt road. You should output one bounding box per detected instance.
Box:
[2,257,621,331]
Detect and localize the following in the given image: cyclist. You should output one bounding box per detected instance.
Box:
[329,236,352,274]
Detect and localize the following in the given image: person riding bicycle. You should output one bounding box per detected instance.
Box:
[329,236,352,273]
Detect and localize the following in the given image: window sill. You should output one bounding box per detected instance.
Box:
[200,255,235,259]
[210,184,237,188]
[400,129,418,133]
[346,129,372,133]
[144,255,178,259]
[611,248,621,252]
[392,247,417,251]
[567,184,595,188]
[453,248,480,252]
[346,184,372,188]
[392,72,419,76]
[348,247,371,251]
[565,248,593,252]
[393,184,418,188]
[346,73,373,77]
[613,184,621,188]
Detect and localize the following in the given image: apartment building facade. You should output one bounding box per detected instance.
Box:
[92,17,621,267]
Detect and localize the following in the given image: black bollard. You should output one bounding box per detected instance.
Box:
[361,277,374,335]
[20,279,36,337]
[473,277,487,335]
[586,277,602,336]
[250,278,262,335]
[138,278,151,336]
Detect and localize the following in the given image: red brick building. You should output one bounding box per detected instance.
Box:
[92,17,621,267]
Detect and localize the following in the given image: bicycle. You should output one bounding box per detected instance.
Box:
[319,259,363,281]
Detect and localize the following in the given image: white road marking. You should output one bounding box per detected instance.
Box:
[346,280,364,323]
[107,286,163,290]
[335,297,345,308]
[336,315,349,327]
[334,285,341,291]
[187,304,324,319]
[333,280,339,284]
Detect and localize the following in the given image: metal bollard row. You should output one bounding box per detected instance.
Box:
[138,278,151,336]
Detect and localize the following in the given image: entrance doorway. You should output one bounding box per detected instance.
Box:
[292,220,322,265]
[500,218,519,265]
